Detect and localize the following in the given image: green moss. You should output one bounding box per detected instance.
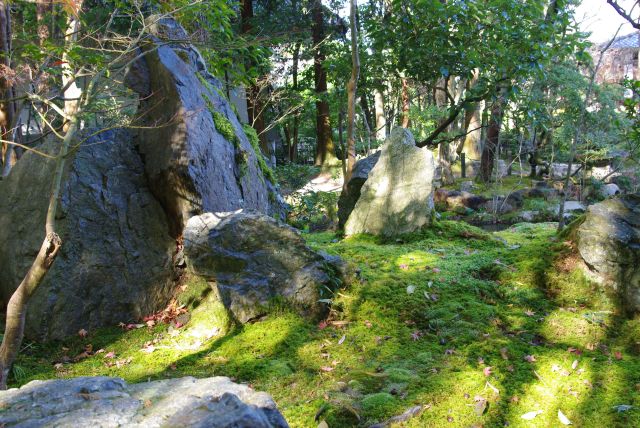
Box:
[11,220,640,427]
[361,393,396,420]
[176,49,190,64]
[212,110,239,148]
[242,124,276,184]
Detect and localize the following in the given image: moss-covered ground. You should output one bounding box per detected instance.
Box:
[10,221,640,427]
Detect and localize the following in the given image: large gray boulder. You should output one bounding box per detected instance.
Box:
[0,130,177,341]
[127,17,283,235]
[337,151,381,229]
[577,195,640,312]
[343,128,435,237]
[184,211,345,323]
[0,376,288,427]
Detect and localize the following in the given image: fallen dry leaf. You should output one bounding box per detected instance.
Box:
[521,410,543,420]
[78,329,88,338]
[483,366,493,377]
[500,348,509,360]
[524,355,536,363]
[558,409,572,425]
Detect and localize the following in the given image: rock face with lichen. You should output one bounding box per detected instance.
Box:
[577,195,640,312]
[125,16,283,235]
[0,130,177,341]
[183,211,346,323]
[343,128,435,237]
[0,376,289,427]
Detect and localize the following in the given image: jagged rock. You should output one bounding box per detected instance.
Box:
[0,376,288,427]
[434,189,487,211]
[337,151,381,229]
[0,130,176,341]
[577,195,640,312]
[343,128,435,237]
[126,17,283,235]
[183,211,345,322]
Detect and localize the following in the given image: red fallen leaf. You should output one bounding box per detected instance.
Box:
[615,351,623,360]
[51,60,68,67]
[320,366,334,372]
[78,329,88,338]
[104,351,116,359]
[146,320,156,328]
[411,331,422,341]
[318,321,328,330]
[483,366,493,377]
[524,355,536,363]
[173,321,183,329]
[567,347,583,355]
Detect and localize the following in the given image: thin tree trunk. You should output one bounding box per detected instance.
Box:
[291,41,301,162]
[480,95,504,182]
[61,3,83,132]
[343,0,360,192]
[0,2,85,389]
[0,1,16,176]
[312,0,336,167]
[401,77,410,128]
[558,27,617,230]
[241,0,268,155]
[374,89,386,141]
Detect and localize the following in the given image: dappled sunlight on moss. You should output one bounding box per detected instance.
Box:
[11,220,640,426]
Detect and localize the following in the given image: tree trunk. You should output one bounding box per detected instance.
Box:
[480,96,504,183]
[374,89,386,141]
[290,41,301,162]
[61,3,83,132]
[241,0,268,155]
[343,0,360,192]
[401,77,410,128]
[0,1,16,176]
[312,0,336,167]
[0,2,85,389]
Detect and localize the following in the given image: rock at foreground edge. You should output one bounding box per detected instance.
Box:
[184,211,346,323]
[126,17,283,236]
[343,128,435,237]
[0,130,176,341]
[0,376,289,428]
[577,194,640,312]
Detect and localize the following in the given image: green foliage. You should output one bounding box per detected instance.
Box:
[286,191,339,232]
